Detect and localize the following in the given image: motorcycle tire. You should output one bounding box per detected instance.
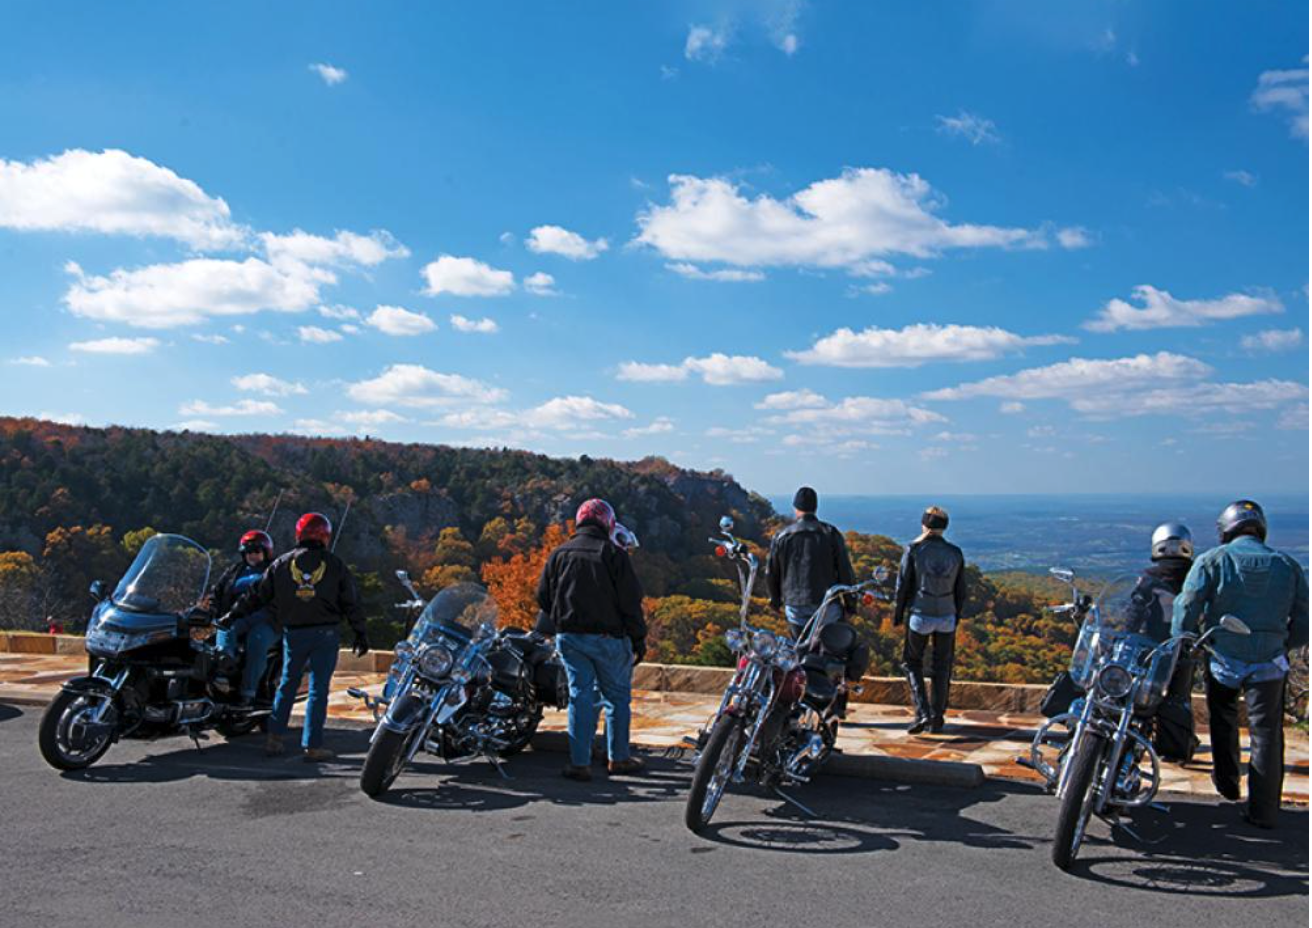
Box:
[360,727,414,798]
[1052,730,1105,870]
[685,714,744,834]
[38,688,117,771]
[496,712,542,758]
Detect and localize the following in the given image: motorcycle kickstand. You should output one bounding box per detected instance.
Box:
[483,752,512,780]
[773,786,817,819]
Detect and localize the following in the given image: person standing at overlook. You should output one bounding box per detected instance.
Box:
[766,486,855,639]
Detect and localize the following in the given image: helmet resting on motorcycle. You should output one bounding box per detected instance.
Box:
[611,521,639,551]
[1217,499,1266,544]
[575,498,616,534]
[1150,522,1193,561]
[295,512,333,546]
[239,529,274,560]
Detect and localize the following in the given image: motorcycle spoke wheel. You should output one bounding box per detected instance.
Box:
[1052,731,1105,870]
[39,689,117,770]
[684,715,744,833]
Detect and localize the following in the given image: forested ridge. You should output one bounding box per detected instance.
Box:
[0,416,1079,683]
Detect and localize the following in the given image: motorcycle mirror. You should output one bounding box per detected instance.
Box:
[1219,614,1252,636]
[1049,567,1075,583]
[872,565,889,583]
[88,579,107,602]
[395,569,410,583]
[719,515,735,533]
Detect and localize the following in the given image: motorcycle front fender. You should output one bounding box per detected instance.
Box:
[374,691,430,740]
[60,675,119,696]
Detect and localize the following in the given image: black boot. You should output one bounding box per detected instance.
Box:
[903,666,931,734]
[930,668,952,733]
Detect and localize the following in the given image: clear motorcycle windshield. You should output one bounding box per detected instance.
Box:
[409,582,499,645]
[1069,573,1162,686]
[112,534,212,615]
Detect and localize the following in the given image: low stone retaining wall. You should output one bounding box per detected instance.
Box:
[1,632,1218,726]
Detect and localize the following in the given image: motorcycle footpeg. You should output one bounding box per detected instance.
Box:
[346,687,368,700]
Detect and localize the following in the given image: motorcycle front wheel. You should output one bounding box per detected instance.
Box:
[685,714,745,833]
[360,726,418,798]
[1052,730,1105,870]
[38,688,118,771]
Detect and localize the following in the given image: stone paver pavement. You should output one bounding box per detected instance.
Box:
[3,652,1306,803]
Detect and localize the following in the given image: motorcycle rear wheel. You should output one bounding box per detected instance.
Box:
[38,688,117,771]
[1052,731,1105,870]
[685,714,744,833]
[360,726,416,798]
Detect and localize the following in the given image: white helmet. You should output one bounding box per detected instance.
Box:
[610,522,640,551]
[1151,521,1194,561]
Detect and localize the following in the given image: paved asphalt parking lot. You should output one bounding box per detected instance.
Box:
[0,704,1305,928]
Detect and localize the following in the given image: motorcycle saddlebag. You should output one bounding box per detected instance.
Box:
[533,656,569,709]
[816,622,869,682]
[1040,671,1082,718]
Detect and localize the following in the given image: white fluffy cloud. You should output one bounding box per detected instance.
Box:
[523,272,559,296]
[366,305,437,336]
[232,373,307,396]
[179,399,282,417]
[525,225,609,260]
[450,314,499,333]
[617,353,783,386]
[936,111,1000,145]
[787,323,1073,368]
[623,417,676,438]
[421,255,515,297]
[755,388,828,410]
[69,336,160,355]
[261,229,408,270]
[764,396,946,434]
[1071,380,1308,419]
[8,355,51,367]
[924,352,1212,402]
[666,262,765,283]
[1251,62,1309,139]
[635,169,1066,276]
[310,63,349,86]
[685,25,729,62]
[1241,328,1303,353]
[1084,285,1283,332]
[63,257,324,329]
[1224,169,1259,188]
[434,395,633,433]
[298,325,344,344]
[0,149,245,249]
[347,364,507,407]
[1056,227,1093,249]
[338,409,408,427]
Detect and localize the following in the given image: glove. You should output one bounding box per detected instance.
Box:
[632,639,647,666]
[352,631,371,658]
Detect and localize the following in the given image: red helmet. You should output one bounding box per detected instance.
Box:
[575,498,616,533]
[295,512,333,546]
[238,529,274,560]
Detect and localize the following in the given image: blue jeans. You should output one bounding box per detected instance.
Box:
[216,609,278,699]
[557,633,633,766]
[269,626,340,749]
[785,601,842,642]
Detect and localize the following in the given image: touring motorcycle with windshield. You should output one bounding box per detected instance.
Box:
[683,516,885,833]
[37,534,282,771]
[351,576,568,798]
[1026,568,1252,869]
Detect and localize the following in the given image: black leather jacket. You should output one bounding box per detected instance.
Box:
[766,515,855,609]
[893,535,966,626]
[230,541,365,634]
[535,524,647,645]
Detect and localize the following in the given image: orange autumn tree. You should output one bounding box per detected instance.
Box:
[481,521,571,630]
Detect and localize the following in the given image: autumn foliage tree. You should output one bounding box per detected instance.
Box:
[481,522,570,630]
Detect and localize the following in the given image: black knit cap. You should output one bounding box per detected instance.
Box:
[793,486,818,513]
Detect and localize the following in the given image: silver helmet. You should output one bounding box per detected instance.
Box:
[1151,521,1194,561]
[610,522,640,551]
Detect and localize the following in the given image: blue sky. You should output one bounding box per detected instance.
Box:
[1,1,1307,496]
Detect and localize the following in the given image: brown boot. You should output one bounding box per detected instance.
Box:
[561,764,593,782]
[607,756,646,776]
[264,734,285,757]
[302,747,336,763]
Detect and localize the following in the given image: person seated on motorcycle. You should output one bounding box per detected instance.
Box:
[893,506,966,735]
[1173,500,1308,830]
[221,512,370,762]
[766,486,856,640]
[1133,522,1200,763]
[204,530,278,710]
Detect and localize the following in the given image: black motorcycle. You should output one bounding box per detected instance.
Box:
[37,534,282,771]
[351,577,568,798]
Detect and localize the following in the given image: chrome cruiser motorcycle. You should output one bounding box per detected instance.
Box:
[38,534,282,771]
[1027,568,1251,869]
[352,577,567,798]
[683,516,884,833]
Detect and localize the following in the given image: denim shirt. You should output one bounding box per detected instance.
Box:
[1172,535,1310,664]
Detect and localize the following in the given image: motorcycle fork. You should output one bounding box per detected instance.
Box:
[1095,706,1135,816]
[90,668,130,724]
[733,669,779,783]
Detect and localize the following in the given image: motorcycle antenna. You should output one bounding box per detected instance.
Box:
[263,488,286,533]
[331,499,352,554]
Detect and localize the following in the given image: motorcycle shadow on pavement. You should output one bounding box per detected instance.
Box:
[696,777,1040,855]
[60,725,376,786]
[374,748,689,813]
[0,704,23,725]
[1069,800,1308,899]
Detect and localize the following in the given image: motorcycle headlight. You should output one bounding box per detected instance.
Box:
[751,630,778,660]
[724,628,745,651]
[417,645,454,679]
[1095,664,1133,700]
